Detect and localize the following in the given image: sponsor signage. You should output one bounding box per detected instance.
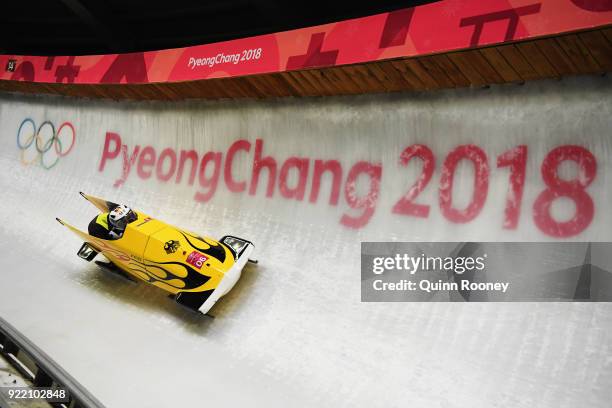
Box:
[0,0,610,84]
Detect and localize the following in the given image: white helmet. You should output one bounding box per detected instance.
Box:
[108,204,131,230]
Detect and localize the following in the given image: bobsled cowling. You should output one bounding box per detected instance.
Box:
[58,193,255,314]
[196,241,254,314]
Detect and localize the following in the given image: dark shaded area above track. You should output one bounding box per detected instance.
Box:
[0,0,438,55]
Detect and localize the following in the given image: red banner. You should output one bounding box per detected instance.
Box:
[1,0,611,84]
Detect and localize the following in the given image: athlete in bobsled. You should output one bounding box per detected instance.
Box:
[57,192,256,315]
[88,204,136,240]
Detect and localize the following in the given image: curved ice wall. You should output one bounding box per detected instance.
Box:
[0,76,611,407]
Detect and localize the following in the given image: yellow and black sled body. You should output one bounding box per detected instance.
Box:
[57,193,255,314]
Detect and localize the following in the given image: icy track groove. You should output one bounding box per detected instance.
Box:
[1,77,611,407]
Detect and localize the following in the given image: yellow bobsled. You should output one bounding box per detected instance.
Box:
[56,192,255,314]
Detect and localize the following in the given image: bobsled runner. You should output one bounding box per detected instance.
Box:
[56,192,256,315]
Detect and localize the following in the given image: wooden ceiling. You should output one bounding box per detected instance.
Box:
[1,26,610,101]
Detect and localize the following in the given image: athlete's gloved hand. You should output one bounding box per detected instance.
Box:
[109,230,122,239]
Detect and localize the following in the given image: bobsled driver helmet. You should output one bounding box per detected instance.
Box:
[108,204,132,230]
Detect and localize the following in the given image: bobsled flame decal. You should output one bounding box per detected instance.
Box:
[128,258,210,290]
[89,237,131,262]
[179,231,226,263]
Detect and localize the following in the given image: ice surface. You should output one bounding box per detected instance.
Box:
[0,77,611,407]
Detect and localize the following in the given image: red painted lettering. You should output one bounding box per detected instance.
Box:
[137,146,156,180]
[340,161,382,228]
[114,145,141,188]
[279,157,309,200]
[99,132,122,171]
[249,139,277,197]
[195,152,222,203]
[224,139,251,192]
[156,148,177,182]
[309,160,342,205]
[176,150,199,185]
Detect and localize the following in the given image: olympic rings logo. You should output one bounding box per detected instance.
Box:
[17,118,76,169]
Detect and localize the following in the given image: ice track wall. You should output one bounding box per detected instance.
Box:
[1,77,612,407]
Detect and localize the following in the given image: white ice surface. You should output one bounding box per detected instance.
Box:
[0,77,611,407]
